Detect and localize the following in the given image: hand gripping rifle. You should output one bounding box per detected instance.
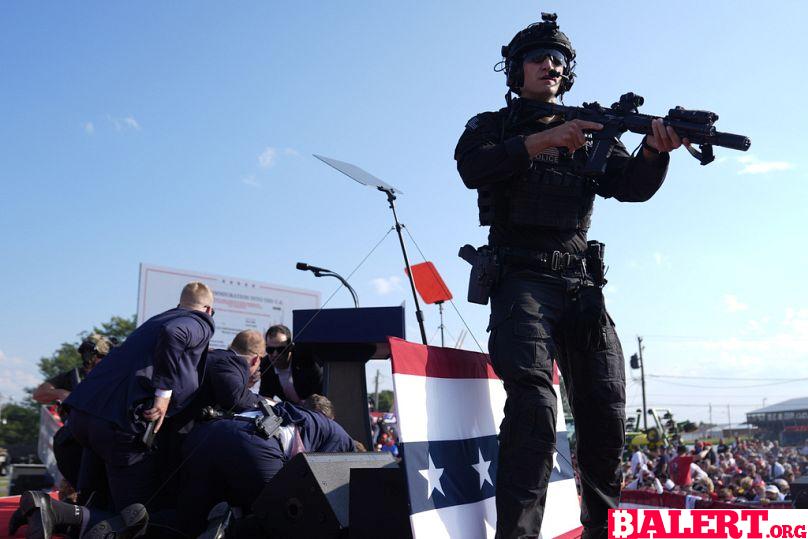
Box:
[517,92,751,176]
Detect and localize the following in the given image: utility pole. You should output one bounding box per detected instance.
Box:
[709,403,712,425]
[727,404,732,428]
[373,370,381,411]
[638,336,647,431]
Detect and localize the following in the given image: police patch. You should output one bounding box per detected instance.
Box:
[465,116,480,130]
[533,146,560,164]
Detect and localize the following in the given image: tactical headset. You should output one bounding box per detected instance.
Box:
[497,12,577,99]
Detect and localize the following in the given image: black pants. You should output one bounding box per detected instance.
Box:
[488,268,626,539]
[69,410,183,538]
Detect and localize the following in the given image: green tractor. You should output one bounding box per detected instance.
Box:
[625,408,698,452]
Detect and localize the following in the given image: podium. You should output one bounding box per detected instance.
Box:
[292,306,405,448]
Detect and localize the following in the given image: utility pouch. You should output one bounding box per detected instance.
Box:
[569,285,609,352]
[459,244,499,305]
[585,240,607,287]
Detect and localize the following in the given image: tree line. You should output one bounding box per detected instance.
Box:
[0,316,136,453]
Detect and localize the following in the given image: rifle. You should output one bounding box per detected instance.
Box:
[516,92,751,176]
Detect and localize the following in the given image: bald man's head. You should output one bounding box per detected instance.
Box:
[178,282,214,313]
[230,329,265,379]
[230,330,266,358]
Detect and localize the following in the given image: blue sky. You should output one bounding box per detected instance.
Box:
[1,1,806,426]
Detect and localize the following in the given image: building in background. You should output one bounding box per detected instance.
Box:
[746,397,808,444]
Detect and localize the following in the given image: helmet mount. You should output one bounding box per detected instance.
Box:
[498,12,577,102]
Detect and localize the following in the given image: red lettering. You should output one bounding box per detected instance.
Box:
[782,525,795,539]
[795,525,806,539]
[742,510,767,539]
[639,511,667,538]
[693,512,712,537]
[670,510,682,537]
[609,509,637,539]
[772,525,783,538]
[715,510,742,539]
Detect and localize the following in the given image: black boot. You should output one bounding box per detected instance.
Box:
[81,503,148,539]
[19,491,57,539]
[197,502,233,539]
[19,491,86,539]
[7,506,26,536]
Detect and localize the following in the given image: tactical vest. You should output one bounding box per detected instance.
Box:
[477,113,596,231]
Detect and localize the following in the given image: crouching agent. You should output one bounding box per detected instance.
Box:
[10,330,270,539]
[177,395,355,538]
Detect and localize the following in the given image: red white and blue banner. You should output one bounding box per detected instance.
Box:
[389,337,581,539]
[37,405,63,485]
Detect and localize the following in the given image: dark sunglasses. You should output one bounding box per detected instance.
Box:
[523,48,567,68]
[265,345,288,354]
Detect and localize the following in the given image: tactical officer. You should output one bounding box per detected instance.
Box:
[32,333,115,405]
[455,13,688,539]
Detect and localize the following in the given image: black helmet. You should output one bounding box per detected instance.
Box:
[499,13,577,97]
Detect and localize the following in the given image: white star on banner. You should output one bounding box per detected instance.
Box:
[418,454,445,498]
[471,448,493,489]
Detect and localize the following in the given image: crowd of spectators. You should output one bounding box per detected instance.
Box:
[622,437,808,506]
[371,415,400,458]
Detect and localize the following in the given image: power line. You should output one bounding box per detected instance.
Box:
[647,378,808,389]
[647,374,795,381]
[627,403,761,408]
[641,335,808,342]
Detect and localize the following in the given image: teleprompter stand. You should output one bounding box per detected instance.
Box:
[314,154,428,345]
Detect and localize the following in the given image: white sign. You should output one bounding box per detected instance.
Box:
[137,264,320,349]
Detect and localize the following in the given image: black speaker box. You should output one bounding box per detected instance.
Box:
[252,452,397,539]
[349,467,412,539]
[792,476,808,509]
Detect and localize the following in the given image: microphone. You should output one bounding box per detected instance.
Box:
[295,262,359,308]
[547,69,569,80]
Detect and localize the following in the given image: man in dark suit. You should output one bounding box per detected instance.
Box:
[178,397,355,537]
[176,329,267,429]
[32,333,116,504]
[64,281,216,513]
[258,324,322,403]
[15,328,271,539]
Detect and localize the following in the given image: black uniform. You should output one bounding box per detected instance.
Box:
[49,368,87,488]
[455,99,668,538]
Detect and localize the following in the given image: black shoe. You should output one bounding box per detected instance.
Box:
[197,502,233,539]
[19,491,56,539]
[8,506,26,536]
[81,504,148,539]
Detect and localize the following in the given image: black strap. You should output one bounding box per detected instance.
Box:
[500,247,584,271]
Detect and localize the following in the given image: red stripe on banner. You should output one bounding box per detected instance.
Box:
[388,337,499,380]
[553,361,559,385]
